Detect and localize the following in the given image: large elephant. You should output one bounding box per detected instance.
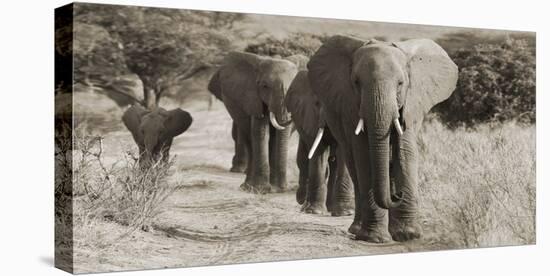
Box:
[208,51,304,193]
[308,35,457,242]
[122,105,193,166]
[285,70,354,216]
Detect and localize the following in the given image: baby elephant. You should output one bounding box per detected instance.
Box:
[285,70,354,216]
[122,105,193,165]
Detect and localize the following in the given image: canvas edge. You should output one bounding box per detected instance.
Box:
[54,2,75,274]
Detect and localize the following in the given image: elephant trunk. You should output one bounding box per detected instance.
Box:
[144,135,159,164]
[269,89,292,130]
[363,83,403,209]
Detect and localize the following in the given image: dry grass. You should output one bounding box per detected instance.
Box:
[64,126,178,250]
[418,118,535,248]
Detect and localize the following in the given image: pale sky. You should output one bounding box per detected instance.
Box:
[236,13,531,42]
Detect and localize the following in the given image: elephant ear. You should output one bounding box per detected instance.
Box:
[394,39,458,128]
[163,108,193,138]
[285,70,318,136]
[122,105,149,146]
[307,35,365,111]
[284,54,309,70]
[284,70,311,115]
[220,51,264,117]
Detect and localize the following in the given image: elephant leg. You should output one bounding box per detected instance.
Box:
[303,144,329,214]
[326,146,337,212]
[296,138,309,205]
[237,119,254,191]
[329,146,355,217]
[269,126,278,188]
[230,122,248,173]
[138,146,147,168]
[341,144,362,235]
[389,130,422,241]
[351,134,391,243]
[248,116,271,194]
[269,126,290,192]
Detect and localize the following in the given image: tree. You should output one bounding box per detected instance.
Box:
[73,23,128,93]
[244,33,328,57]
[435,38,535,126]
[74,3,244,108]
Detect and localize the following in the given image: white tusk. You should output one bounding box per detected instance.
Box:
[269,112,286,130]
[354,118,364,135]
[308,128,324,159]
[393,118,403,136]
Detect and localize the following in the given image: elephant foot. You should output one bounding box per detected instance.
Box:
[355,227,393,243]
[301,202,327,214]
[296,186,306,205]
[252,184,272,194]
[240,180,272,194]
[348,221,361,235]
[239,181,253,192]
[270,184,289,193]
[230,164,247,173]
[330,201,355,217]
[389,220,423,242]
[331,208,354,217]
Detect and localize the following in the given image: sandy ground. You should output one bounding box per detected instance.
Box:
[73,101,437,273]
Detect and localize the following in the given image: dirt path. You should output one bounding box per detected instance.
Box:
[74,103,426,273]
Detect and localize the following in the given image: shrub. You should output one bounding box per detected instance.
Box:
[55,126,177,249]
[245,33,328,57]
[435,38,536,127]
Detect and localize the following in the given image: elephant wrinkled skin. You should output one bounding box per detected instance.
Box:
[308,35,458,242]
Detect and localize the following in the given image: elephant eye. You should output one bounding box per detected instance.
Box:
[398,80,404,86]
[353,78,360,88]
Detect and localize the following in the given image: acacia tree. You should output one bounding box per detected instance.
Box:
[73,23,127,92]
[75,4,244,108]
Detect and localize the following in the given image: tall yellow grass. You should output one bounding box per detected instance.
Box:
[418,119,535,248]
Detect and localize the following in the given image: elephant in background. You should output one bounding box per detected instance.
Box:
[208,51,305,193]
[208,69,249,173]
[122,105,193,166]
[285,70,354,216]
[308,35,457,242]
[208,54,309,174]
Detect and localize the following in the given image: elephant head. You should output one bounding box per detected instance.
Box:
[285,69,330,159]
[217,51,302,129]
[122,105,193,164]
[308,35,457,209]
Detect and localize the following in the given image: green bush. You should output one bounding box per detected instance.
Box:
[435,38,535,127]
[245,33,328,57]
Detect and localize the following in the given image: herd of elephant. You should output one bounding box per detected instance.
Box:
[121,35,458,243]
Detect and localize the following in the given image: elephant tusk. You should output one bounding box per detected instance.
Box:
[354,118,364,135]
[269,112,286,130]
[393,118,403,136]
[308,128,324,159]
